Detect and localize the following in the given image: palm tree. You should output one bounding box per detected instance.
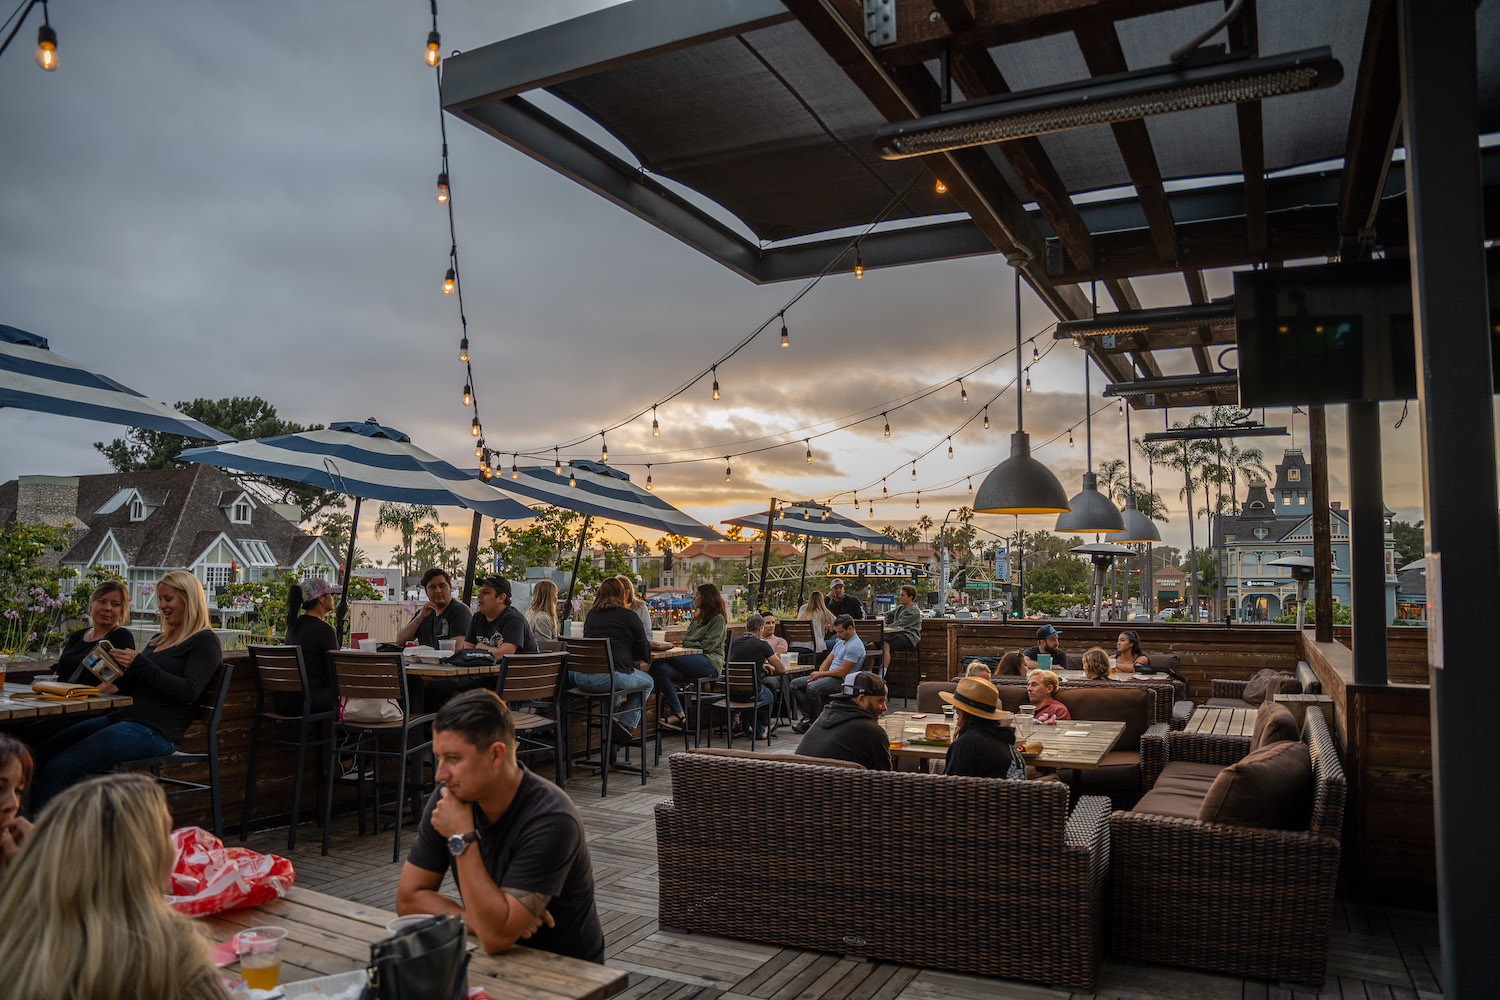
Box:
[373,503,439,580]
[1156,416,1213,615]
[916,514,934,547]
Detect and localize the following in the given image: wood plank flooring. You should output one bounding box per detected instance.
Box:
[239,735,1444,1000]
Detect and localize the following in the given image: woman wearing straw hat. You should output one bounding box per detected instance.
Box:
[939,676,1027,780]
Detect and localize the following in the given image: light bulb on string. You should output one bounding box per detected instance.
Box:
[435,172,450,204]
[1068,428,1075,448]
[462,383,471,406]
[915,492,921,509]
[983,407,989,430]
[911,461,917,480]
[511,456,518,480]
[959,380,967,404]
[1025,371,1032,393]
[645,465,653,491]
[780,313,789,348]
[821,508,829,521]
[554,450,561,476]
[475,439,483,459]
[425,30,441,67]
[883,413,890,438]
[711,366,719,401]
[947,437,954,459]
[600,434,607,463]
[869,504,874,518]
[935,178,946,194]
[470,417,480,438]
[724,457,732,483]
[805,439,812,464]
[569,470,576,487]
[651,406,659,437]
[442,268,455,295]
[854,252,864,279]
[459,338,469,363]
[882,479,888,497]
[967,477,973,494]
[35,22,57,71]
[1031,339,1039,364]
[1118,400,1125,415]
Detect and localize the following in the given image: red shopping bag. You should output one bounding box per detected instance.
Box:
[166,826,296,917]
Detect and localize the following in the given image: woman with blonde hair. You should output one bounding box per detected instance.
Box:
[617,574,653,637]
[525,578,560,641]
[1081,646,1113,680]
[795,589,833,654]
[0,773,231,1000]
[30,570,223,813]
[57,579,135,683]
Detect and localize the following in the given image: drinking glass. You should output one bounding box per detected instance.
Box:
[235,926,286,990]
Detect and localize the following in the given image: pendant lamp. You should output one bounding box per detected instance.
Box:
[1116,401,1162,543]
[973,268,1070,514]
[1055,285,1124,533]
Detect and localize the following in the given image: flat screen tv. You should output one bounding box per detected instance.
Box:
[1234,252,1498,407]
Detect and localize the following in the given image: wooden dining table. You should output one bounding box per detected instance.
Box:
[0,680,132,724]
[649,646,701,660]
[879,711,1126,770]
[193,886,628,1000]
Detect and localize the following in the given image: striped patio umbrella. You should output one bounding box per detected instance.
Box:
[722,501,892,609]
[1,324,232,441]
[179,419,533,636]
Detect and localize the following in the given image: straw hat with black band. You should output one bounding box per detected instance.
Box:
[939,676,1012,722]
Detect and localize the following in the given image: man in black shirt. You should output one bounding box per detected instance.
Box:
[796,670,891,770]
[825,578,864,620]
[459,576,538,656]
[728,614,781,739]
[397,690,604,963]
[1021,623,1070,671]
[397,568,472,648]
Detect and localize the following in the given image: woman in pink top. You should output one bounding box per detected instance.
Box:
[1025,668,1072,722]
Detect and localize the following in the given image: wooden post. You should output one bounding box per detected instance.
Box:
[460,509,483,606]
[1309,405,1334,642]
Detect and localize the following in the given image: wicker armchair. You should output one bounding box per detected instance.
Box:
[1109,710,1346,986]
[656,751,1111,990]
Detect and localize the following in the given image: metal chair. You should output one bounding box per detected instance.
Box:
[241,644,338,849]
[562,637,648,796]
[851,619,886,677]
[709,660,770,750]
[323,651,434,861]
[495,651,568,784]
[118,661,234,838]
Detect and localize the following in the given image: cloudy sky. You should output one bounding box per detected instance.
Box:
[0,1,1445,568]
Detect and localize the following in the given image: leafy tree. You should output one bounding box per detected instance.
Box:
[314,510,353,560]
[373,503,440,579]
[1272,601,1351,626]
[915,515,934,546]
[94,396,344,520]
[413,522,462,581]
[0,521,82,652]
[216,571,380,641]
[1027,556,1089,595]
[722,525,744,541]
[1392,520,1424,568]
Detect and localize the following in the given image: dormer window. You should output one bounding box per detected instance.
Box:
[231,501,251,524]
[129,498,146,521]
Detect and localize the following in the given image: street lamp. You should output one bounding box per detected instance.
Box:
[938,508,959,608]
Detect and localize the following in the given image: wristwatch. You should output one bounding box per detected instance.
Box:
[446,831,478,857]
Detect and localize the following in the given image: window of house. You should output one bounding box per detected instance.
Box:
[1298,494,1307,506]
[1288,468,1302,482]
[1282,495,1291,506]
[240,539,276,566]
[203,565,234,591]
[231,500,251,524]
[129,498,145,521]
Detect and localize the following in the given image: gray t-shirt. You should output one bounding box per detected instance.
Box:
[409,601,472,647]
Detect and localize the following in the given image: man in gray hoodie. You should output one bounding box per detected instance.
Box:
[794,671,892,770]
[881,584,922,671]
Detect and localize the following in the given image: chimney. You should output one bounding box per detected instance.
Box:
[15,475,80,528]
[1330,501,1342,510]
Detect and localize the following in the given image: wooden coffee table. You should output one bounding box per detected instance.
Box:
[0,681,132,724]
[878,711,1125,770]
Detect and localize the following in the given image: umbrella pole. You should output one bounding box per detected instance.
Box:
[461,510,483,605]
[756,499,776,613]
[564,515,592,616]
[797,537,809,610]
[335,496,361,644]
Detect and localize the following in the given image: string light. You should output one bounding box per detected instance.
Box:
[1118,400,1125,415]
[1031,339,1039,364]
[600,433,608,463]
[983,406,990,430]
[425,30,441,67]
[470,416,480,437]
[883,413,890,438]
[462,383,471,406]
[935,178,947,194]
[821,508,829,521]
[1068,428,1075,447]
[475,439,483,459]
[569,470,577,487]
[651,406,659,437]
[645,465,653,491]
[959,380,968,404]
[854,252,864,279]
[554,449,561,476]
[35,18,57,71]
[947,437,954,459]
[511,455,518,479]
[968,477,973,494]
[1025,370,1032,392]
[435,172,449,204]
[724,457,732,483]
[869,504,874,517]
[911,461,918,480]
[443,268,455,294]
[711,366,720,401]
[805,439,812,464]
[459,338,469,363]
[780,313,789,348]
[882,479,888,497]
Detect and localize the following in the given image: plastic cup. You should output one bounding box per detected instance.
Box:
[438,640,455,652]
[385,914,435,935]
[234,926,286,990]
[358,638,378,652]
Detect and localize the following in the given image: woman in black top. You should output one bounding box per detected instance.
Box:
[30,571,223,814]
[56,580,136,683]
[574,578,655,736]
[279,577,339,714]
[941,676,1027,780]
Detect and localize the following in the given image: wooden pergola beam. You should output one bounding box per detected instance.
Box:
[1337,0,1402,249]
[1183,269,1214,374]
[1230,1,1266,256]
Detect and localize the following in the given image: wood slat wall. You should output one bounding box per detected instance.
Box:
[1331,625,1431,685]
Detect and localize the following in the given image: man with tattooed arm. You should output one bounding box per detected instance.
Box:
[396,690,604,962]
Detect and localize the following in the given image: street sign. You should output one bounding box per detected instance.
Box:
[826,558,928,579]
[994,545,1008,581]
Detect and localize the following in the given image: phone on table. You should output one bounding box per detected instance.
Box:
[81,640,122,685]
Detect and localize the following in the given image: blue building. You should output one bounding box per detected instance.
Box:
[1213,449,1397,623]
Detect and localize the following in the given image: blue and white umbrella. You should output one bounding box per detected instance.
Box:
[721,501,889,545]
[180,419,533,635]
[1,324,232,441]
[498,460,722,540]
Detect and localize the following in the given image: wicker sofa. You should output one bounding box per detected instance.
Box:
[1108,709,1346,985]
[655,750,1112,989]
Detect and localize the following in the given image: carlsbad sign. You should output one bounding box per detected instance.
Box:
[826,558,928,579]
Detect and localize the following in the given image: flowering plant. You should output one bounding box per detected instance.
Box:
[0,521,84,655]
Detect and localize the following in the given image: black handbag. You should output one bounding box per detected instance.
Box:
[443,648,495,666]
[363,913,469,1000]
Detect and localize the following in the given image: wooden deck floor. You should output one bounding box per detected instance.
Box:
[239,738,1445,1000]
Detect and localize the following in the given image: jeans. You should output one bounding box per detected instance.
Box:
[733,684,775,733]
[649,654,717,717]
[31,716,178,814]
[791,675,843,722]
[568,668,654,731]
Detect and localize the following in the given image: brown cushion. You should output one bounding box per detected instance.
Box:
[1250,701,1300,751]
[1243,667,1301,706]
[1206,697,1255,709]
[1158,761,1229,790]
[1135,783,1210,820]
[1054,686,1153,749]
[686,747,864,769]
[1198,740,1313,830]
[916,681,955,713]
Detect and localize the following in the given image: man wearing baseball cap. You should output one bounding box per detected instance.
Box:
[825,578,864,620]
[794,670,891,770]
[1022,623,1070,671]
